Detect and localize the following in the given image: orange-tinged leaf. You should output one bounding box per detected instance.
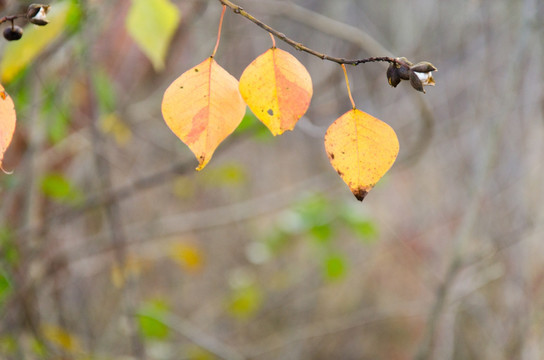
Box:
[0,84,16,172]
[324,109,399,201]
[239,48,312,135]
[162,57,246,170]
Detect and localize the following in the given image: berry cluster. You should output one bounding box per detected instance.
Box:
[2,4,50,41]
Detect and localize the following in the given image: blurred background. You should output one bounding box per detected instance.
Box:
[0,0,543,359]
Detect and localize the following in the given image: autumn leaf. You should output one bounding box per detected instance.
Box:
[162,57,246,170]
[0,84,16,173]
[239,48,312,135]
[126,0,181,71]
[42,324,83,353]
[324,109,399,201]
[169,242,204,272]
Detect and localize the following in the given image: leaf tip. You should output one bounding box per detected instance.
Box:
[195,155,208,171]
[352,188,368,202]
[0,163,13,175]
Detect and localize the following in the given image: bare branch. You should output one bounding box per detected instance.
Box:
[217,0,397,67]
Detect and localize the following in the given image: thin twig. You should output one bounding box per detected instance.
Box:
[0,14,26,25]
[217,0,397,67]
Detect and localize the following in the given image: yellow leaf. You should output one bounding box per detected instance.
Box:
[239,48,312,135]
[41,324,82,353]
[0,2,74,83]
[0,84,16,172]
[126,0,181,71]
[100,113,132,146]
[110,255,150,288]
[324,109,399,201]
[169,243,204,272]
[162,57,246,170]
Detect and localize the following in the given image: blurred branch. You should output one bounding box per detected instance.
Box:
[254,0,392,57]
[81,0,145,356]
[88,87,146,358]
[414,4,534,357]
[246,306,424,357]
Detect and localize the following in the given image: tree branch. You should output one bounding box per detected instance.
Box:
[217,0,398,67]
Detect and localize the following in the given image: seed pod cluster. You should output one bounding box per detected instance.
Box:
[386,57,437,93]
[1,4,50,42]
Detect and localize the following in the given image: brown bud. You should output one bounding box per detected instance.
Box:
[409,71,425,93]
[386,64,401,87]
[410,61,437,73]
[3,26,23,41]
[396,57,413,67]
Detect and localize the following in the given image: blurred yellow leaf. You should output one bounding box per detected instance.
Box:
[126,0,181,71]
[239,48,312,135]
[227,285,263,319]
[0,1,73,83]
[42,324,82,353]
[324,109,399,201]
[100,113,132,146]
[169,243,204,272]
[162,57,246,170]
[0,84,16,172]
[111,255,150,288]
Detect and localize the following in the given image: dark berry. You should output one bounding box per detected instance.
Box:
[3,26,23,41]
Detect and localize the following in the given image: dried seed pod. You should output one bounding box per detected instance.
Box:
[27,4,50,26]
[409,71,425,93]
[410,61,437,73]
[386,64,401,87]
[3,26,23,41]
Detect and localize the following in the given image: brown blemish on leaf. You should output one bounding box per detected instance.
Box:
[352,188,368,202]
[329,152,335,160]
[194,68,199,72]
[267,109,274,116]
[0,91,6,100]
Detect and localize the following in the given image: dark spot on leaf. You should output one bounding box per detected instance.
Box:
[329,152,335,160]
[352,188,368,202]
[179,86,184,89]
[337,170,344,177]
[267,109,274,116]
[195,68,199,72]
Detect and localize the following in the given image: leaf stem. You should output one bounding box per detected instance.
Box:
[269,32,276,48]
[217,0,398,67]
[341,64,356,109]
[211,5,227,58]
